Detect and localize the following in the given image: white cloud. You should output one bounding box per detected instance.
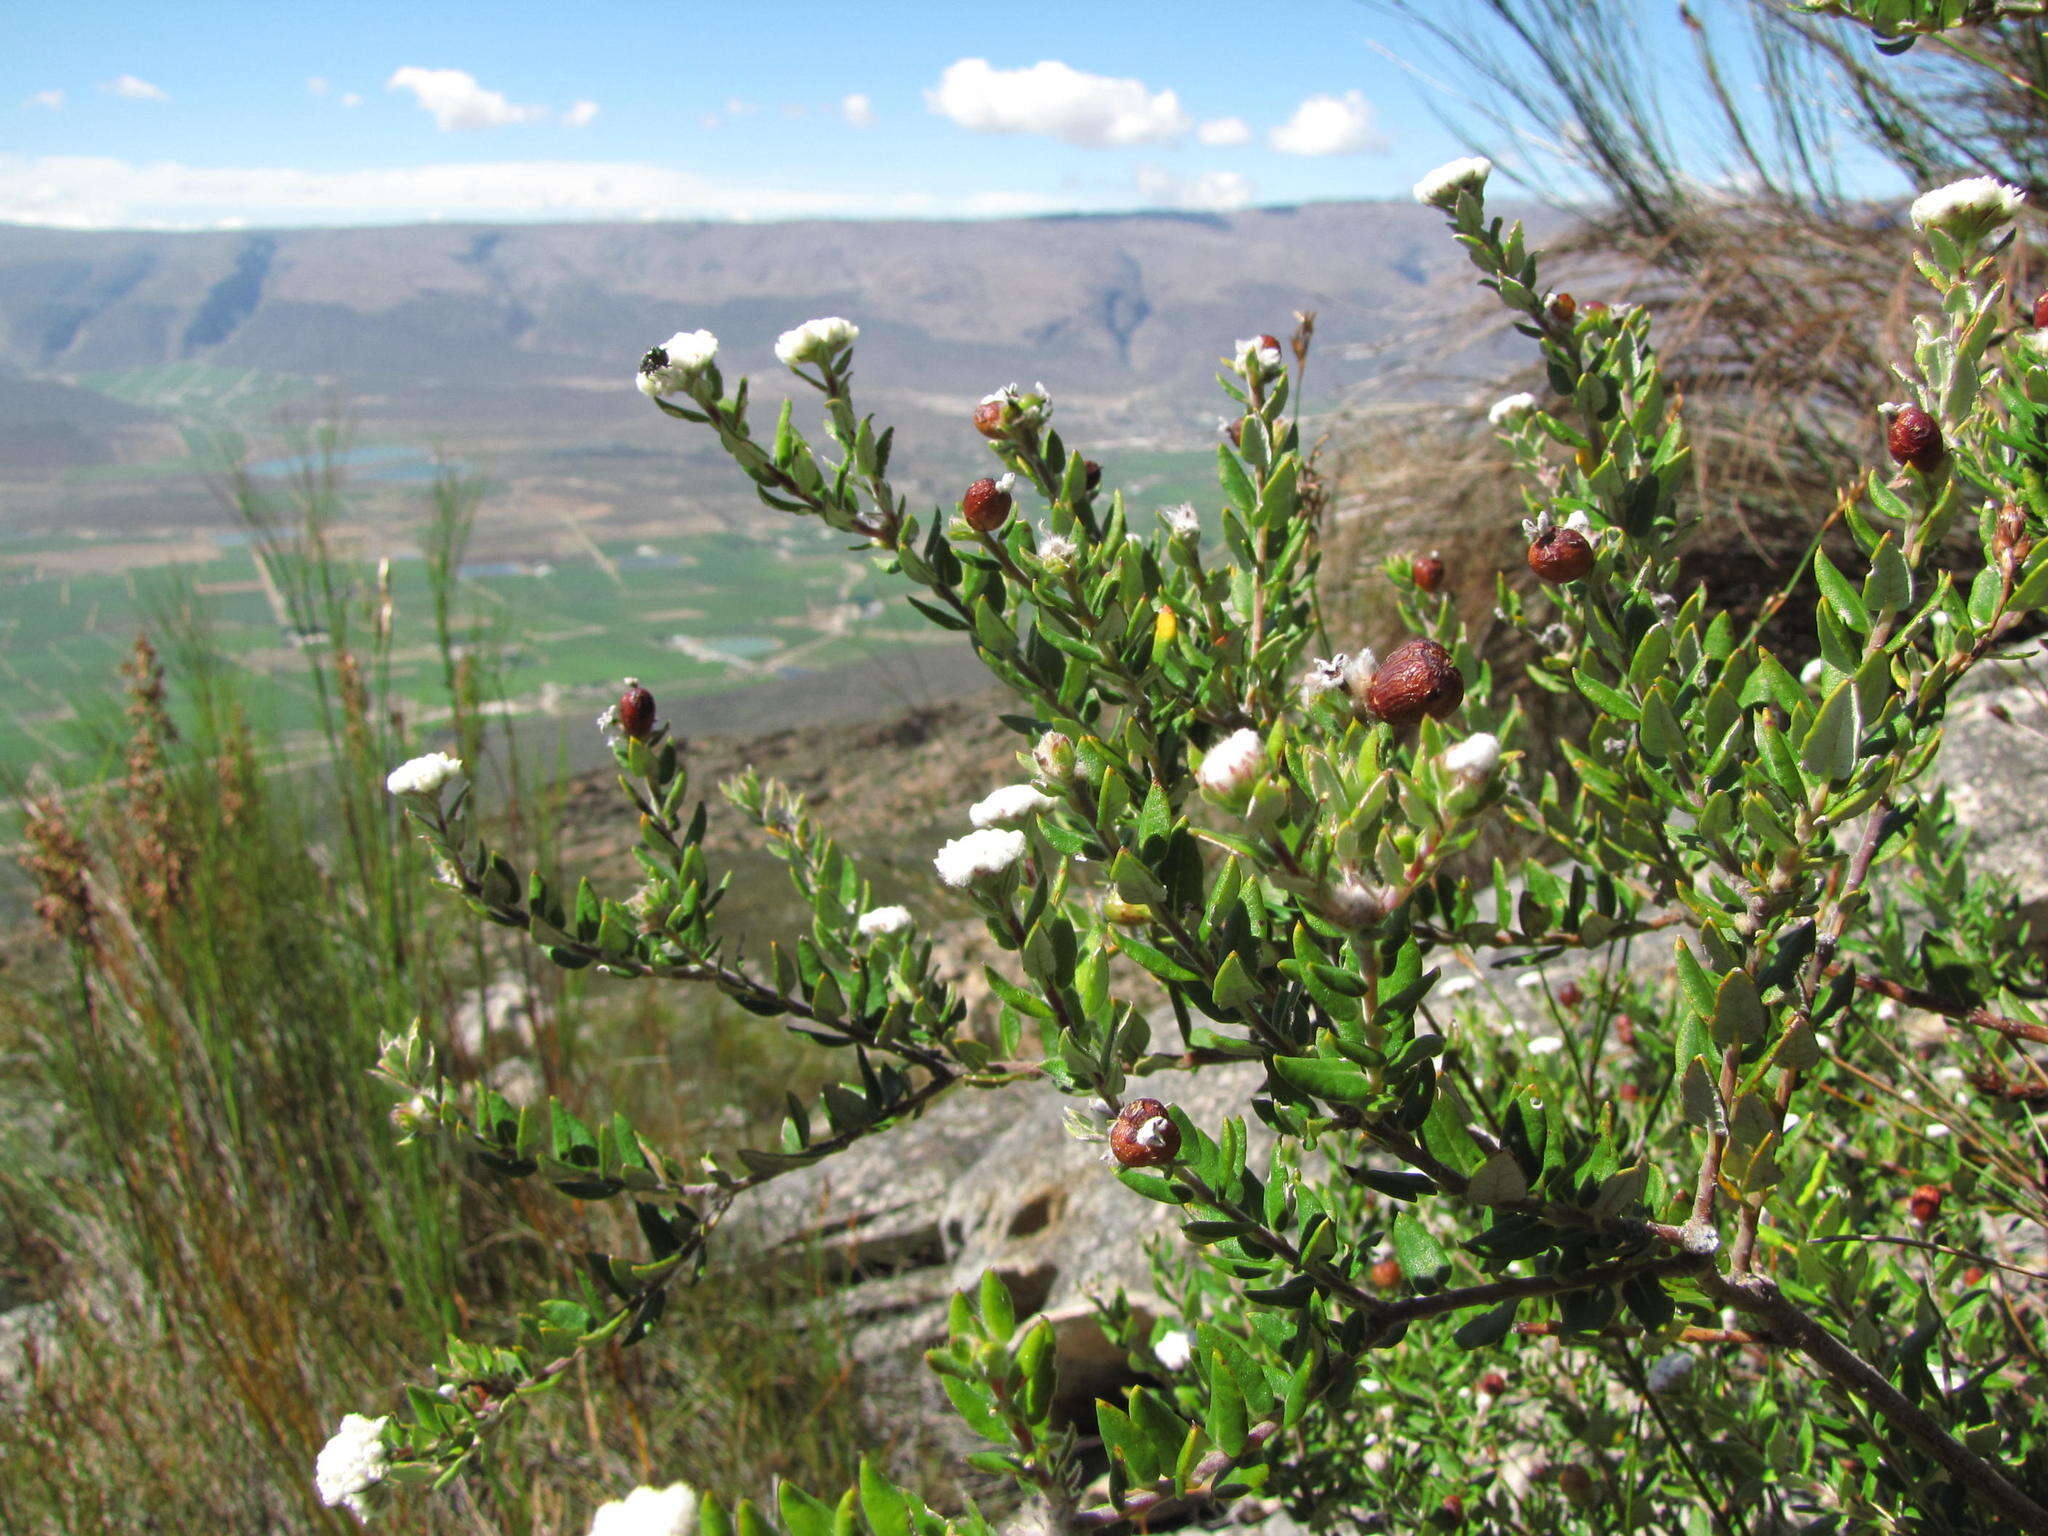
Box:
[563,100,600,128]
[307,76,330,96]
[0,152,986,229]
[1269,91,1383,156]
[842,93,874,128]
[1134,164,1254,212]
[24,90,65,112]
[927,58,1189,147]
[386,67,544,131]
[1197,117,1251,147]
[105,75,168,103]
[340,92,363,109]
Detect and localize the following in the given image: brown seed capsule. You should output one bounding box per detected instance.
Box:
[972,399,1008,439]
[1963,1266,1986,1286]
[1366,637,1465,726]
[1527,525,1596,585]
[1435,1495,1466,1526]
[1412,552,1446,593]
[1083,459,1103,492]
[961,476,1013,532]
[1549,291,1576,325]
[1614,1014,1637,1050]
[1478,1370,1509,1397]
[1556,980,1584,1009]
[1109,1098,1180,1168]
[1887,405,1945,472]
[1995,503,2032,570]
[1617,1081,1642,1103]
[1224,418,1245,447]
[617,679,657,741]
[1369,1257,1404,1291]
[1908,1184,1943,1223]
[2034,292,2048,330]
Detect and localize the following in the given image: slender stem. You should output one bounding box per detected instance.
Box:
[1706,1272,2048,1533]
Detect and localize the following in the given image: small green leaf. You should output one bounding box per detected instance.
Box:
[1712,970,1769,1047]
[1390,1212,1450,1284]
[1799,679,1860,783]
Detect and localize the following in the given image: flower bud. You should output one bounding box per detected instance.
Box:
[1366,638,1465,726]
[1083,459,1103,492]
[1322,877,1394,930]
[1196,728,1265,799]
[1908,1183,1943,1223]
[1527,525,1595,584]
[961,475,1014,532]
[2035,292,2048,330]
[616,678,657,741]
[1369,1257,1404,1290]
[1412,552,1446,593]
[1549,292,1576,325]
[1109,1099,1180,1168]
[1995,503,2032,571]
[1886,404,1944,472]
[1555,980,1583,1009]
[1413,155,1491,209]
[972,399,1007,439]
[1033,730,1077,784]
[1442,732,1500,781]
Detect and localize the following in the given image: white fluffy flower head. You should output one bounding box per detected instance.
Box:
[1488,391,1538,426]
[1414,155,1492,208]
[589,1482,700,1536]
[1234,335,1284,375]
[1299,654,1347,706]
[1442,732,1501,781]
[1525,1034,1567,1057]
[855,905,913,939]
[1153,1329,1195,1371]
[1159,502,1201,538]
[934,827,1027,889]
[385,751,464,799]
[774,316,859,367]
[1036,531,1079,572]
[637,330,718,397]
[1909,176,2025,239]
[1521,507,1593,540]
[1196,728,1265,798]
[314,1412,390,1518]
[970,783,1057,828]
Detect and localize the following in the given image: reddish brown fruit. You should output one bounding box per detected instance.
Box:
[1412,553,1446,593]
[1369,1257,1404,1290]
[1908,1184,1943,1223]
[1109,1098,1181,1168]
[1995,503,2032,571]
[961,477,1013,532]
[1617,1082,1642,1103]
[1549,292,1577,325]
[2034,292,2048,329]
[1436,1494,1466,1525]
[1887,405,1945,472]
[1527,525,1596,584]
[1083,459,1103,492]
[1478,1371,1509,1396]
[1366,637,1465,726]
[1963,1266,1986,1286]
[972,399,1008,439]
[1225,418,1245,447]
[617,680,657,741]
[1556,980,1584,1009]
[1614,1014,1637,1049]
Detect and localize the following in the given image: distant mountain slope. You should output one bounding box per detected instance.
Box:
[0,201,1546,464]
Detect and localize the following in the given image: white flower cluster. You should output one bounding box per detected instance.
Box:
[1036,531,1079,571]
[1152,1329,1195,1371]
[934,827,1026,889]
[1413,155,1492,209]
[970,783,1057,828]
[637,329,719,398]
[1158,502,1201,538]
[1520,507,1593,540]
[1234,335,1283,375]
[982,382,1053,430]
[1442,732,1501,780]
[1488,391,1538,426]
[1196,728,1265,797]
[774,316,859,368]
[1298,654,1348,706]
[855,904,913,938]
[385,751,464,799]
[1909,176,2025,239]
[589,1482,700,1536]
[314,1412,389,1518]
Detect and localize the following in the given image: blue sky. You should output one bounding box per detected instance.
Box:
[1,1,1902,229]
